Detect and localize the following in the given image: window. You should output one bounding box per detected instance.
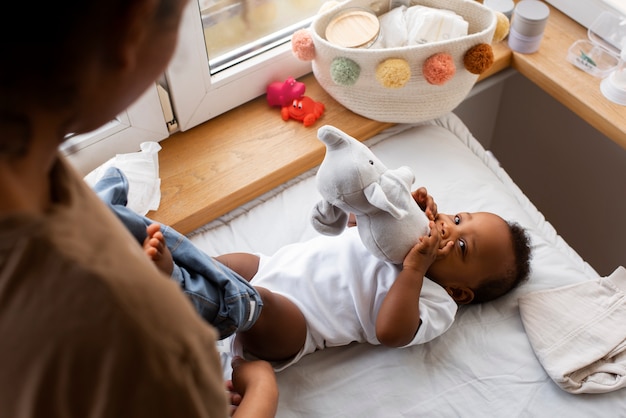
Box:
[200,0,323,74]
[65,0,320,170]
[543,0,625,28]
[165,0,316,131]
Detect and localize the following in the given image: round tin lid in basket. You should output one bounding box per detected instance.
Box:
[325,8,380,48]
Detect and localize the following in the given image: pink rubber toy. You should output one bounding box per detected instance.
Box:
[266,77,306,107]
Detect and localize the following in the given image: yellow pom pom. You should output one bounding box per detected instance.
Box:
[493,11,510,43]
[375,58,411,88]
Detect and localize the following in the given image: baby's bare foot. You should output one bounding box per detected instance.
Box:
[144,223,174,276]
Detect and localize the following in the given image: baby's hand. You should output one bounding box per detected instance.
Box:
[403,221,453,272]
[412,187,438,221]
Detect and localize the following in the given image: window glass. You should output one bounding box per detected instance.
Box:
[200,0,325,74]
[165,0,314,131]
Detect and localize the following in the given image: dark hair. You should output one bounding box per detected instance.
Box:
[1,0,181,158]
[470,221,531,304]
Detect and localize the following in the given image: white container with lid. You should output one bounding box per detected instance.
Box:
[508,0,551,54]
[483,0,515,19]
[567,11,626,78]
[601,41,626,105]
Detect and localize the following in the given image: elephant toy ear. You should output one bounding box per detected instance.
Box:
[311,200,348,235]
[363,183,407,220]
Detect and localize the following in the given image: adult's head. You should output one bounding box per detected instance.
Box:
[1,0,188,157]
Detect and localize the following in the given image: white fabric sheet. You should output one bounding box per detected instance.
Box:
[190,113,625,417]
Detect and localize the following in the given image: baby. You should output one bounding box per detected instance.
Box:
[145,187,531,370]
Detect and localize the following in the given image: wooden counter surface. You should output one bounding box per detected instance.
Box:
[149,3,624,235]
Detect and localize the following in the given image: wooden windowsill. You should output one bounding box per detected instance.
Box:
[148,4,625,235]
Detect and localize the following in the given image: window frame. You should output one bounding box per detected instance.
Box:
[63,84,169,175]
[165,0,313,131]
[543,0,624,28]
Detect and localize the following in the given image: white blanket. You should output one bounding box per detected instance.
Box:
[191,113,626,416]
[520,266,626,394]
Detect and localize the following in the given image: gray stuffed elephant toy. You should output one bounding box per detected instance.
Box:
[311,125,429,264]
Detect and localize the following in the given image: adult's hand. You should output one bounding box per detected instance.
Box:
[227,356,278,417]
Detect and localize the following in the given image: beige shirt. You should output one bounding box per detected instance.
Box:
[0,156,228,417]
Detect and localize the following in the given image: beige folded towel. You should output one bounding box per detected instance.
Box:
[519,266,626,394]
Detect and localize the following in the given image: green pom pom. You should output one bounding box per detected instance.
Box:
[330,57,360,86]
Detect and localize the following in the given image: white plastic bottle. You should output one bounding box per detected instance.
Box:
[601,40,626,105]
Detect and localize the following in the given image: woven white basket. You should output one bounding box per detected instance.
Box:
[310,0,496,123]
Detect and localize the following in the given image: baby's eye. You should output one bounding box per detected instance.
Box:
[454,215,461,225]
[459,239,466,254]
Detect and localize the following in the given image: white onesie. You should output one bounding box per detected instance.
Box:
[243,227,457,370]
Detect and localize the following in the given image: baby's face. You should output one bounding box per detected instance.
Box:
[426,212,514,294]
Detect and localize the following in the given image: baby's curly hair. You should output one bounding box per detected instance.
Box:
[470,222,531,304]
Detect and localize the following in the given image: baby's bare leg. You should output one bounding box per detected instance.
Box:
[217,253,307,362]
[143,223,174,276]
[239,287,307,362]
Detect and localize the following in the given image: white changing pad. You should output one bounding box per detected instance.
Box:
[190,113,625,416]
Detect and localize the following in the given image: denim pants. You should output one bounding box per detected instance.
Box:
[93,167,262,339]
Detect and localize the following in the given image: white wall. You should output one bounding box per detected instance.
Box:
[456,71,625,276]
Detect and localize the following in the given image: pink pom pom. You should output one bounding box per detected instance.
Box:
[422,53,456,86]
[291,29,316,61]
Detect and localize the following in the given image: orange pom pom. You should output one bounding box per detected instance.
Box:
[423,53,456,85]
[463,44,494,75]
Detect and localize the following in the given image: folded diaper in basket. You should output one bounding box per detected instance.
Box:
[519,266,626,394]
[371,5,469,48]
